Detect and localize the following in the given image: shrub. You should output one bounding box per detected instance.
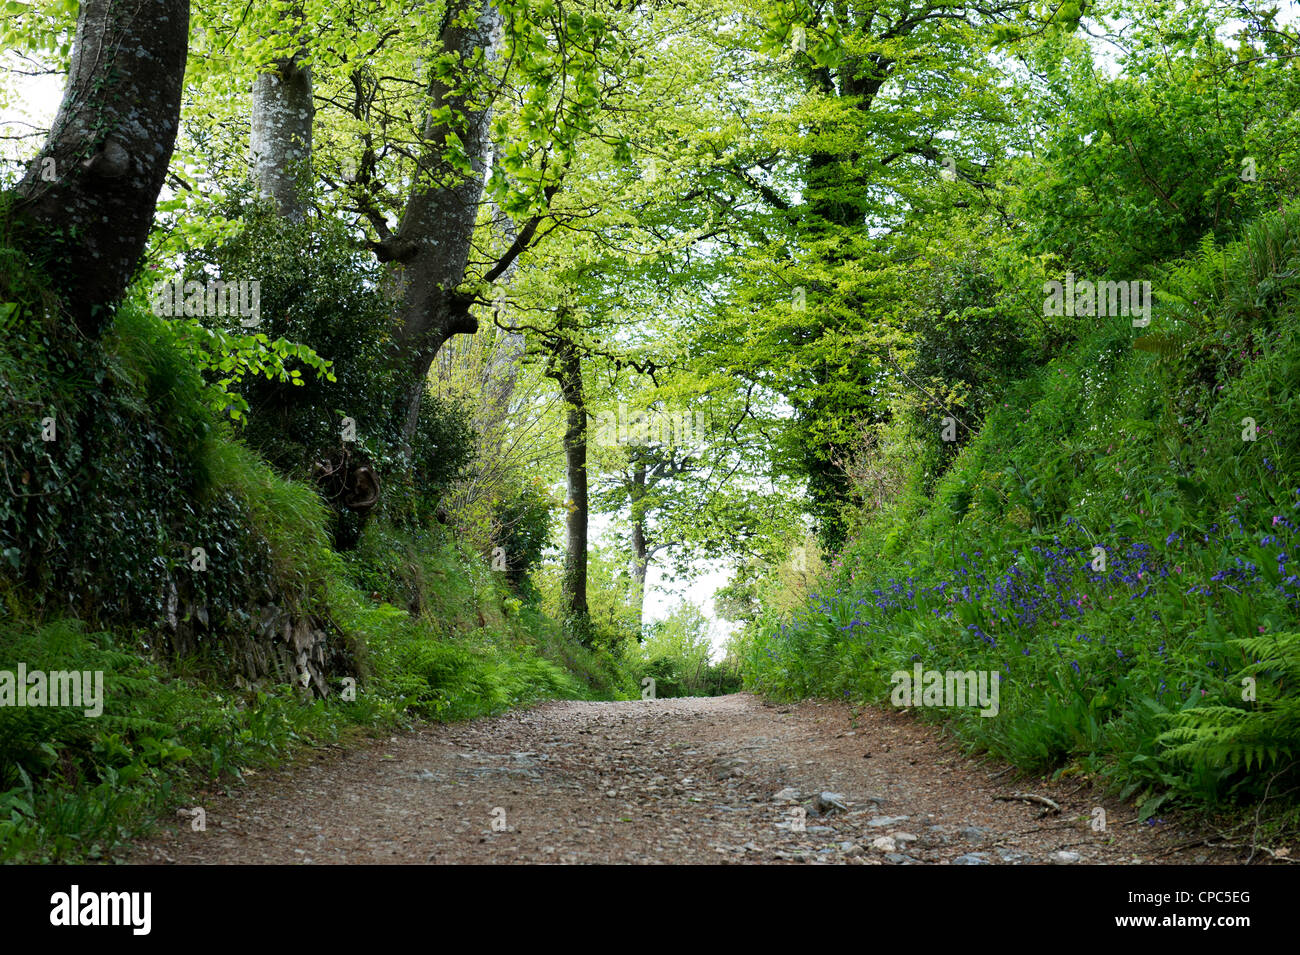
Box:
[492,482,555,593]
[187,201,401,474]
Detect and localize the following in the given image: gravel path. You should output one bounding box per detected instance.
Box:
[128,693,1239,864]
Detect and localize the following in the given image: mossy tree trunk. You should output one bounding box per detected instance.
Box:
[250,9,314,223]
[9,0,190,334]
[377,0,501,449]
[544,324,590,643]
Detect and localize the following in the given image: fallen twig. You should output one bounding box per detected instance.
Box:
[994,792,1061,813]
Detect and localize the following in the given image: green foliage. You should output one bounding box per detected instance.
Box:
[200,438,337,617]
[167,320,335,426]
[0,267,281,628]
[491,482,555,593]
[0,238,630,862]
[1016,7,1300,276]
[13,0,1300,864]
[386,393,477,528]
[0,620,159,793]
[0,510,627,862]
[372,623,577,721]
[538,543,640,654]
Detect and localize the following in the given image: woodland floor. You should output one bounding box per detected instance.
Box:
[126,694,1247,865]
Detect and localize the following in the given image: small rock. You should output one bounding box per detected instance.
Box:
[1050,850,1081,865]
[952,852,991,865]
[772,787,801,803]
[959,825,990,843]
[713,756,749,779]
[891,831,918,844]
[867,815,911,828]
[870,835,898,852]
[815,791,848,814]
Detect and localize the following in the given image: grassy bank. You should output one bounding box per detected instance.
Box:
[741,209,1300,826]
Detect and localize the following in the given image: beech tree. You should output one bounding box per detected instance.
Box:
[8,0,190,332]
[249,4,314,222]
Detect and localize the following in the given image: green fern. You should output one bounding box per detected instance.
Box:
[1159,632,1300,773]
[1132,331,1190,359]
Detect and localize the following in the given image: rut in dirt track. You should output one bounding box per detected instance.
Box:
[130,693,1237,864]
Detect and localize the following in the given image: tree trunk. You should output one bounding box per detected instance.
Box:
[545,333,589,633]
[250,26,313,222]
[384,0,501,446]
[10,0,190,334]
[630,460,648,632]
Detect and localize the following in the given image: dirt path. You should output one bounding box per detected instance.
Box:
[128,694,1239,865]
